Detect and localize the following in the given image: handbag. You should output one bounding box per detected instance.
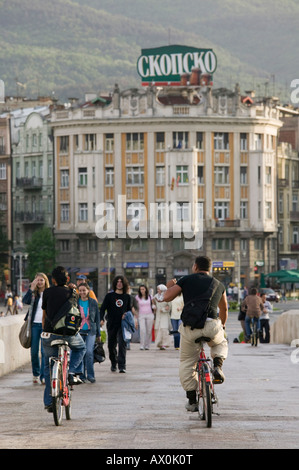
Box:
[93,340,105,363]
[19,315,31,348]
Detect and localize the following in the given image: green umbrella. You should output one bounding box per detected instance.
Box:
[266,270,299,278]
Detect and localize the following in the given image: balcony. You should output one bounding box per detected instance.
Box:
[278,178,289,187]
[16,177,43,190]
[215,219,240,228]
[15,211,45,224]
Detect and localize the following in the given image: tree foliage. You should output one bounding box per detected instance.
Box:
[25,227,57,280]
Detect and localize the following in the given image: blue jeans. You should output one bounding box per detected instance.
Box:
[245,316,260,339]
[75,331,96,381]
[171,319,182,348]
[42,333,86,407]
[31,322,44,379]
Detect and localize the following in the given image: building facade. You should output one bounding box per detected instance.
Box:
[50,83,282,300]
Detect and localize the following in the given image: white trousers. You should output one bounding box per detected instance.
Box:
[139,313,154,349]
[178,319,228,392]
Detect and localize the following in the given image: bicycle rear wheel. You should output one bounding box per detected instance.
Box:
[52,362,63,426]
[197,363,212,428]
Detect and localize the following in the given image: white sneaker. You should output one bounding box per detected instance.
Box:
[33,377,39,384]
[185,402,198,412]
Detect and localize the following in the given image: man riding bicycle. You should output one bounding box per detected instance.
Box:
[42,266,86,413]
[160,256,228,412]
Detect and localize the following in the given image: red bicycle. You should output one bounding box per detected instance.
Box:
[50,339,72,426]
[195,336,219,428]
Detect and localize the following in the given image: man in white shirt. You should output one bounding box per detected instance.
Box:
[260,293,272,343]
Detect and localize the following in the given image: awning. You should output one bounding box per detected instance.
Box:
[100,267,115,276]
[76,267,97,275]
[123,262,149,268]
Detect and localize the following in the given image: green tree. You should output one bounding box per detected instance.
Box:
[25,227,57,280]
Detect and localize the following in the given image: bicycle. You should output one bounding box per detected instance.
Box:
[250,317,259,347]
[49,339,72,426]
[195,336,219,428]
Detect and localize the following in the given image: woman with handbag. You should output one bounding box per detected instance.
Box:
[135,284,155,350]
[22,273,50,384]
[76,282,101,383]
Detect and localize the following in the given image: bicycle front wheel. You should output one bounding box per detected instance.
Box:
[52,362,63,426]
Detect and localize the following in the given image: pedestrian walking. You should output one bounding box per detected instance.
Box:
[170,293,184,349]
[241,287,263,341]
[41,266,86,413]
[153,284,171,350]
[23,273,49,384]
[75,282,101,383]
[5,294,13,315]
[100,275,131,373]
[158,256,228,412]
[76,274,98,302]
[135,284,155,350]
[260,293,272,343]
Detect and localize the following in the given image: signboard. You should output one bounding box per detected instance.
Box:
[212,261,235,268]
[137,45,217,87]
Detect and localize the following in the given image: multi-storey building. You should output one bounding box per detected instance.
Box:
[7,106,54,292]
[51,83,282,300]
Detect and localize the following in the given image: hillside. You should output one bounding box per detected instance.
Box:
[0,0,298,102]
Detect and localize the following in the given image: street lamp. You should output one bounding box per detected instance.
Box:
[12,251,28,296]
[101,252,116,292]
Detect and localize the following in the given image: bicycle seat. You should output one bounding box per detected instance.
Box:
[51,339,69,347]
[195,336,211,343]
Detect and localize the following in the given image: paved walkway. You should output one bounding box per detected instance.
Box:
[0,308,299,450]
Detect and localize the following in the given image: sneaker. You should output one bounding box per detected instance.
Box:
[87,377,96,383]
[111,365,117,372]
[185,402,198,412]
[33,376,39,384]
[68,374,83,385]
[213,366,225,384]
[45,405,53,413]
[119,368,126,373]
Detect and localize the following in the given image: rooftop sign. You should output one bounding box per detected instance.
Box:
[137,45,217,87]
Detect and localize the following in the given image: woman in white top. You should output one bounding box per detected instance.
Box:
[171,293,184,349]
[23,273,50,384]
[135,285,155,350]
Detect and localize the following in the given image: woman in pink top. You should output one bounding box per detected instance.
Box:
[135,285,155,350]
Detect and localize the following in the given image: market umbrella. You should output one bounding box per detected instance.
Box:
[266,270,299,278]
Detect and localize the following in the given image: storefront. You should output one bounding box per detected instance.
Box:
[123,262,149,293]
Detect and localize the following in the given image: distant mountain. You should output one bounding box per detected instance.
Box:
[0,0,297,103]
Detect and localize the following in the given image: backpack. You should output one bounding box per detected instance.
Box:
[49,288,81,336]
[181,278,220,330]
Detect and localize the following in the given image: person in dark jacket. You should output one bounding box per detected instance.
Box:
[23,273,50,384]
[100,275,131,373]
[76,282,101,383]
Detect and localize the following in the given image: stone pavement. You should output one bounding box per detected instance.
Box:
[0,309,299,450]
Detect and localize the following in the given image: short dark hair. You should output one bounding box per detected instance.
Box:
[112,275,129,293]
[194,255,211,272]
[250,287,258,295]
[52,266,68,286]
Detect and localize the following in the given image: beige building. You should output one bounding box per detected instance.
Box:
[50,84,282,300]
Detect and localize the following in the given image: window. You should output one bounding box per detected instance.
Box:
[84,134,96,151]
[214,132,229,150]
[292,194,298,212]
[258,166,261,185]
[176,165,189,184]
[214,202,229,220]
[254,133,262,150]
[240,201,248,219]
[240,133,247,151]
[176,202,190,221]
[212,238,233,250]
[156,132,165,150]
[127,203,146,221]
[105,167,114,186]
[196,132,204,149]
[126,166,144,185]
[126,133,144,151]
[0,136,5,153]
[0,163,6,180]
[32,161,36,177]
[105,133,114,152]
[240,239,247,251]
[0,193,7,210]
[265,201,272,219]
[24,161,29,178]
[48,159,52,179]
[254,238,263,250]
[279,193,283,213]
[197,166,204,184]
[78,168,88,186]
[60,240,70,252]
[60,204,70,222]
[156,166,165,185]
[16,162,20,179]
[60,136,69,152]
[124,239,148,251]
[87,239,98,252]
[266,166,272,184]
[214,166,229,184]
[79,203,88,222]
[240,167,247,184]
[173,131,189,149]
[39,161,43,178]
[60,170,69,188]
[293,227,299,244]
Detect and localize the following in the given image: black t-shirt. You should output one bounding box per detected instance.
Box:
[99,291,131,329]
[177,272,225,319]
[42,285,72,333]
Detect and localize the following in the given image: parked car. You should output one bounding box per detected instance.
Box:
[259,288,280,302]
